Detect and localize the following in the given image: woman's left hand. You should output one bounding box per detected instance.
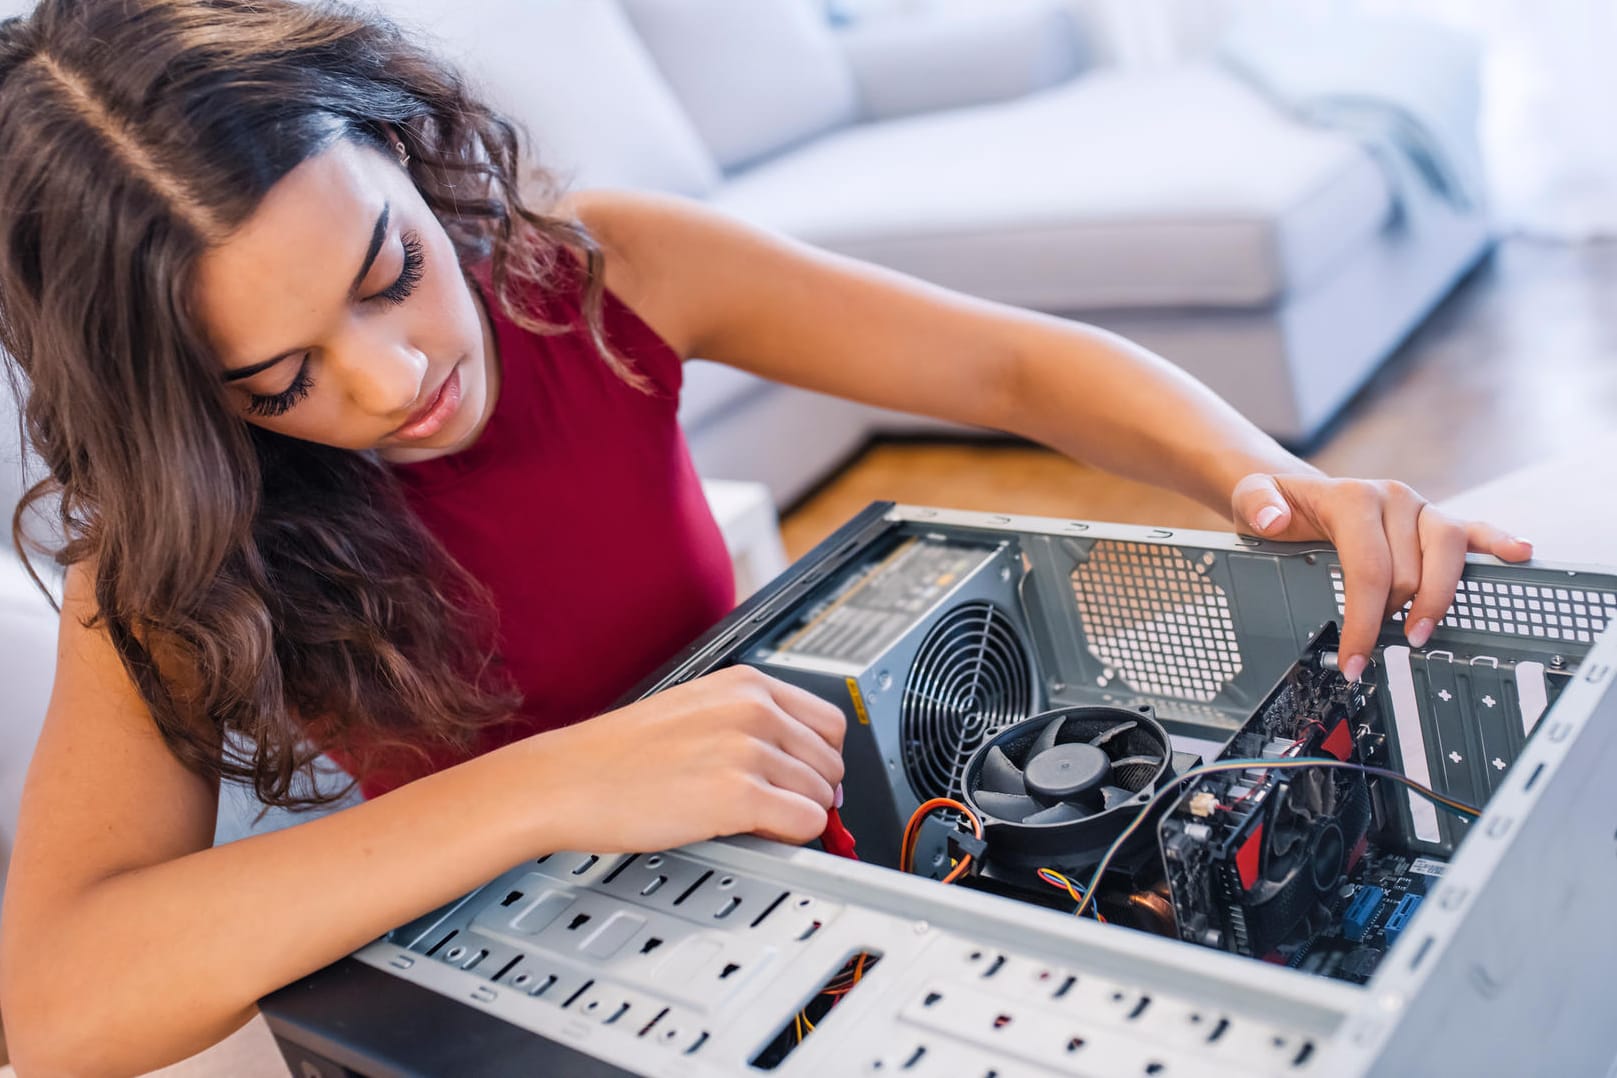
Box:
[1230,472,1534,682]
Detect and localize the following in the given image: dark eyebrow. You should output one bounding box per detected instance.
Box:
[351,201,391,296]
[221,350,298,384]
[220,202,391,384]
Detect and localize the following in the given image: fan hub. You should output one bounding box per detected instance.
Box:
[1024,743,1111,800]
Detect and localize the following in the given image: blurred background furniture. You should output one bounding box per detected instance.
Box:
[381,0,1494,503]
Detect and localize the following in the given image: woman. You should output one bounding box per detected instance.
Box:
[0,0,1530,1072]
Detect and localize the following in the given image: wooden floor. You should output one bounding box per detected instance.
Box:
[783,239,1617,558]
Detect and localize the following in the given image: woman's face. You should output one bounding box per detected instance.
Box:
[194,138,496,464]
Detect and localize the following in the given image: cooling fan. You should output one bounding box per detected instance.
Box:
[1259,767,1354,908]
[961,705,1182,878]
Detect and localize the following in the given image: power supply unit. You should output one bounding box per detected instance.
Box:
[261,504,1617,1077]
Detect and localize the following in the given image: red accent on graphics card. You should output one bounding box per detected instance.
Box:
[1237,821,1265,890]
[1321,719,1354,762]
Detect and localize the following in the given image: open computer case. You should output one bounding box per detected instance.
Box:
[260,504,1617,1077]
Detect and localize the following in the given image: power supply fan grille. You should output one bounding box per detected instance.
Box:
[901,601,1033,802]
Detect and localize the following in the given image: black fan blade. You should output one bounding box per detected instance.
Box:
[1031,715,1065,757]
[978,745,1025,795]
[1023,801,1089,825]
[1100,785,1139,810]
[973,790,1044,821]
[1110,754,1162,770]
[1087,720,1137,748]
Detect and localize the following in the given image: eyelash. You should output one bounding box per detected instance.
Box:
[245,357,313,418]
[377,231,425,306]
[244,231,427,417]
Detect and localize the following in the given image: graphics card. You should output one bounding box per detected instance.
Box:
[1158,625,1376,960]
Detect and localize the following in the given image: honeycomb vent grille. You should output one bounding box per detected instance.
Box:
[1071,542,1242,703]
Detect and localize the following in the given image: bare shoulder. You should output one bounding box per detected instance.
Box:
[60,557,211,733]
[552,189,766,359]
[17,556,220,882]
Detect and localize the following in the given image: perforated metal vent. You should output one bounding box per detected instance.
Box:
[1331,567,1615,644]
[1071,542,1243,703]
[900,601,1033,802]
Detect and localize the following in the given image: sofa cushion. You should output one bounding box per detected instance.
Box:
[708,65,1392,309]
[0,365,28,535]
[620,0,860,172]
[837,0,1093,122]
[678,358,772,432]
[384,0,721,197]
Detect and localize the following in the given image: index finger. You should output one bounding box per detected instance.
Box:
[1330,500,1395,680]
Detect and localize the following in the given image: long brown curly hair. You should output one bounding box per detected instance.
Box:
[0,0,638,807]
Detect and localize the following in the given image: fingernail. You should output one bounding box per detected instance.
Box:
[834,783,844,809]
[1408,617,1435,648]
[1342,654,1367,683]
[1254,505,1283,532]
[1513,536,1534,548]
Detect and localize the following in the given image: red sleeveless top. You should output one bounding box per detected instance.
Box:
[342,259,736,798]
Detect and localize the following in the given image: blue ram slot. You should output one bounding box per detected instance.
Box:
[1383,894,1423,947]
[1343,885,1385,942]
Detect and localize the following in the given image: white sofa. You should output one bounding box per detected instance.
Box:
[0,405,56,928]
[380,0,1493,504]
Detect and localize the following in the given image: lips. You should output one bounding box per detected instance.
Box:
[392,366,463,441]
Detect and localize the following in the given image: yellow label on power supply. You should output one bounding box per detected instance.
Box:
[845,677,871,725]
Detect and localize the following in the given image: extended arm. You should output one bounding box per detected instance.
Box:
[573,190,1531,675]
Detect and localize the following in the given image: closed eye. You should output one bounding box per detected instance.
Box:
[372,231,424,306]
[240,231,424,417]
[245,355,313,418]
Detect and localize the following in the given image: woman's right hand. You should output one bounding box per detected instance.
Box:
[518,665,848,855]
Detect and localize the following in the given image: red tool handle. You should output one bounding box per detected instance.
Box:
[820,784,858,859]
[821,807,858,859]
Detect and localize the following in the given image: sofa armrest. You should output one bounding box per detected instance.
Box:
[835,0,1096,122]
[0,553,60,931]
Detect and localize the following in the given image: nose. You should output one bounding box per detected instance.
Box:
[328,325,429,419]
